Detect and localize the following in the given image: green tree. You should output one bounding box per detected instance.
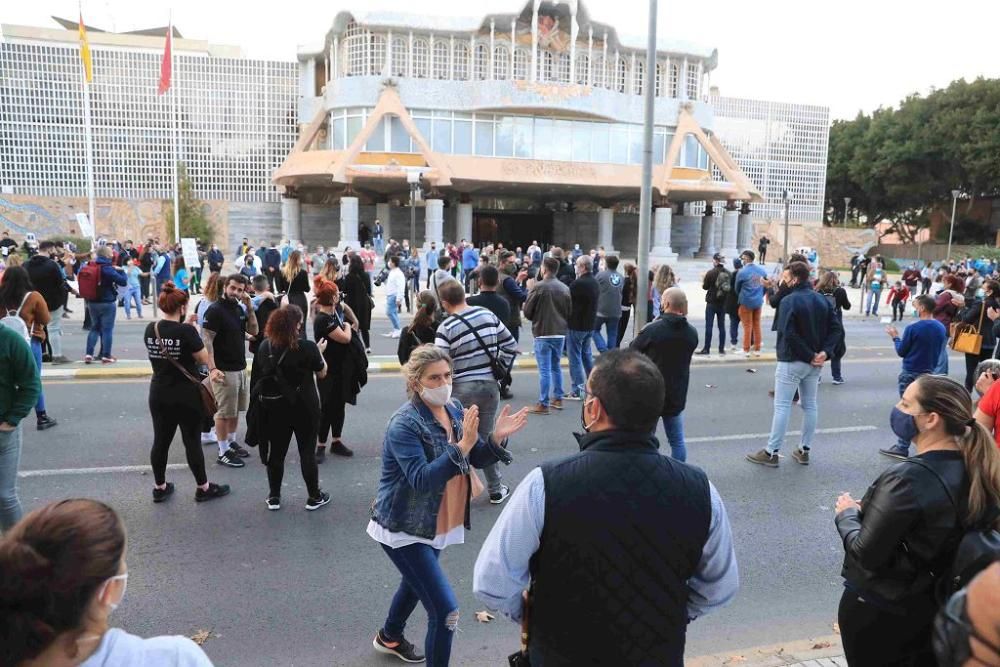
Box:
[165,164,214,244]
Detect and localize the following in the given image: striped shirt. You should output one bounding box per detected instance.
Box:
[435,306,517,383]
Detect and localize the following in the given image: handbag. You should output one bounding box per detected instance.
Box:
[453,311,514,384]
[950,301,986,355]
[154,321,218,416]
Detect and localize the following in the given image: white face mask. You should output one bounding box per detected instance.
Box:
[101,572,129,611]
[419,381,452,407]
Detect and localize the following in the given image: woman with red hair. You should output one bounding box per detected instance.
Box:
[144,282,230,503]
[933,273,968,375]
[313,278,356,463]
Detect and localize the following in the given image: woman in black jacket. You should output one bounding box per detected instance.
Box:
[816,271,851,384]
[338,254,373,353]
[313,278,357,463]
[397,291,437,364]
[958,279,1000,392]
[834,375,1000,666]
[725,258,742,350]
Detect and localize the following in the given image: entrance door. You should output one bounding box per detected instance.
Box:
[472,210,554,250]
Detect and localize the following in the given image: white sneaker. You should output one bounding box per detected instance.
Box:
[729,345,737,352]
[753,351,762,358]
[390,329,401,338]
[381,331,394,338]
[200,431,217,445]
[745,351,752,358]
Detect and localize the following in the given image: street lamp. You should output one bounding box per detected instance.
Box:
[782,188,791,264]
[843,197,851,228]
[947,189,961,262]
[407,171,421,248]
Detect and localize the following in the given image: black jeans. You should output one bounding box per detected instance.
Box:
[264,401,320,499]
[892,299,905,321]
[149,399,207,486]
[319,394,346,442]
[920,278,931,295]
[704,303,726,352]
[965,348,994,392]
[838,589,937,666]
[617,308,631,345]
[139,274,151,299]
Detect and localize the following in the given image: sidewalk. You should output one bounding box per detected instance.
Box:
[689,635,844,667]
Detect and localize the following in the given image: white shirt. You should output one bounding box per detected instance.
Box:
[386,267,406,298]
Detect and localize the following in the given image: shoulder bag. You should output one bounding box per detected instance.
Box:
[154,321,218,416]
[453,310,514,384]
[951,300,986,355]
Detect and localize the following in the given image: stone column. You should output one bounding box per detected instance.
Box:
[375,202,391,240]
[649,204,678,265]
[337,196,360,251]
[695,203,717,258]
[280,195,301,245]
[713,209,723,252]
[456,202,473,244]
[720,201,739,259]
[738,202,753,252]
[671,202,701,258]
[598,207,615,252]
[424,198,444,249]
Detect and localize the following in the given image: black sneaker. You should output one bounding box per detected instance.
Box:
[152,482,175,503]
[373,629,425,663]
[230,443,251,458]
[329,441,354,457]
[490,484,511,504]
[217,448,245,468]
[499,386,514,400]
[315,446,326,464]
[305,491,331,511]
[195,482,231,502]
[694,349,711,356]
[266,496,281,511]
[36,415,58,431]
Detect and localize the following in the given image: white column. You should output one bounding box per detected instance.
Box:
[672,203,701,258]
[587,27,593,86]
[338,196,360,251]
[681,57,688,99]
[569,5,578,83]
[720,202,739,258]
[281,196,301,244]
[457,202,473,243]
[511,20,516,75]
[713,204,723,250]
[738,203,754,252]
[530,0,540,82]
[598,207,615,252]
[450,36,455,79]
[333,37,339,79]
[385,31,393,77]
[649,205,678,264]
[696,204,716,258]
[490,20,495,79]
[424,198,444,249]
[408,32,413,78]
[303,59,316,96]
[376,202,391,241]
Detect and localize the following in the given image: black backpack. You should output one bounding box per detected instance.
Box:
[908,459,1000,600]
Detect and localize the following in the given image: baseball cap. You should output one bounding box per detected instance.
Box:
[712,253,724,261]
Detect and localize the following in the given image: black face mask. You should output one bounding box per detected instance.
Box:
[933,587,1000,667]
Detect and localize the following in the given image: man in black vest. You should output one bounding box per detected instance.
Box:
[473,350,738,666]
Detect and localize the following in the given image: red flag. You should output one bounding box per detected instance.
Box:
[158,23,172,95]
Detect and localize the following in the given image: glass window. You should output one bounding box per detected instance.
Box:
[391,37,408,77]
[513,49,529,80]
[552,120,572,161]
[534,118,553,159]
[474,43,489,80]
[414,118,432,149]
[454,119,472,154]
[389,115,410,152]
[683,134,699,167]
[412,39,429,78]
[699,144,710,170]
[494,45,510,80]
[454,43,470,80]
[331,116,346,150]
[653,130,666,164]
[513,117,533,158]
[576,54,589,85]
[346,116,363,147]
[475,119,493,156]
[591,123,610,162]
[366,117,386,151]
[571,122,590,161]
[495,116,514,156]
[433,41,449,80]
[627,126,643,165]
[432,118,451,152]
[610,126,628,164]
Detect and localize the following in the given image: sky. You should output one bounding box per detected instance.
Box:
[5,0,999,120]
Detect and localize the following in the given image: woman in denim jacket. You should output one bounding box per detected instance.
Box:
[368,344,528,665]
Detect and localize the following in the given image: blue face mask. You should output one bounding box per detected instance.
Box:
[890,406,920,444]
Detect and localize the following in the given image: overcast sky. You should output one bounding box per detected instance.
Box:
[6,0,999,120]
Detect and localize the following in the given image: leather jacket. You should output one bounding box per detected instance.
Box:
[835,450,968,606]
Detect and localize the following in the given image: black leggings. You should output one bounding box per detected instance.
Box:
[264,402,320,499]
[617,309,631,345]
[319,395,346,442]
[838,589,937,666]
[360,329,371,349]
[150,399,207,486]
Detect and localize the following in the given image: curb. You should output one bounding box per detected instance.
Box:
[40,352,778,381]
[688,634,844,667]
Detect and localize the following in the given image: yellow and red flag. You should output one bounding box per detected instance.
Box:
[158,22,172,95]
[78,12,93,83]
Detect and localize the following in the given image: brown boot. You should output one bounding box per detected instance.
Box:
[551,399,564,410]
[527,403,550,415]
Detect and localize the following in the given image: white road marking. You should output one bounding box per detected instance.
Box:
[686,425,878,443]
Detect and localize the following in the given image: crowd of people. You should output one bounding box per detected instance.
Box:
[1,227,1000,667]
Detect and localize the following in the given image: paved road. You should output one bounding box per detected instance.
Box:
[19,315,951,666]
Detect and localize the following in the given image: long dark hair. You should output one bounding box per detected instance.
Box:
[265,304,303,350]
[0,266,33,310]
[412,290,437,330]
[348,254,365,276]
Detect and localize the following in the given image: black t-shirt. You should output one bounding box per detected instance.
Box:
[257,339,325,390]
[203,298,248,371]
[145,320,204,406]
[314,310,349,370]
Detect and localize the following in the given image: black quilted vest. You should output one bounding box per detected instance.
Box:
[528,430,711,667]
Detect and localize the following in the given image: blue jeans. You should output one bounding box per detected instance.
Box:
[374,238,385,256]
[767,361,820,453]
[865,289,882,315]
[534,337,565,407]
[592,316,621,352]
[567,329,594,397]
[123,285,142,319]
[704,304,726,353]
[0,425,23,531]
[662,413,686,462]
[728,312,739,346]
[892,370,924,453]
[387,295,401,331]
[85,301,117,358]
[30,339,45,415]
[381,542,458,667]
[935,341,950,375]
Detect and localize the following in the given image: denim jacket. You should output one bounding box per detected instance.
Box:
[370,396,513,541]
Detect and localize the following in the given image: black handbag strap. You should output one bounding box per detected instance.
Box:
[154,321,204,387]
[452,310,507,373]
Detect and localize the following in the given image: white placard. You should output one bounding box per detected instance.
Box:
[75,212,94,239]
[181,238,200,268]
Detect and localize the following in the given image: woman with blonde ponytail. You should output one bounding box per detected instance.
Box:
[834,374,1000,666]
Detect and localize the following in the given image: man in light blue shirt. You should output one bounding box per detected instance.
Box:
[734,249,768,357]
[473,350,738,665]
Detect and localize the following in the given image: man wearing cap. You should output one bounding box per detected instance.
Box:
[697,253,730,357]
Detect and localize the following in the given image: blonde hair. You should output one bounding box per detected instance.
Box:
[401,344,452,397]
[654,264,676,294]
[320,258,339,283]
[283,250,303,285]
[3,254,22,269]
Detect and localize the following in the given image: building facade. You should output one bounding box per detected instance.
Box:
[0,8,829,258]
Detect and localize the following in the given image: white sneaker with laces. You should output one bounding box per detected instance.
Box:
[390,329,401,338]
[200,430,217,445]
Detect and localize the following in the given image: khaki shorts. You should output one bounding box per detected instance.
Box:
[213,370,249,419]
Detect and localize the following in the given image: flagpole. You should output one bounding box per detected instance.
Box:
[169,19,180,243]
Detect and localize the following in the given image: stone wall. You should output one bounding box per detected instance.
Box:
[0,194,228,247]
[750,220,878,268]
